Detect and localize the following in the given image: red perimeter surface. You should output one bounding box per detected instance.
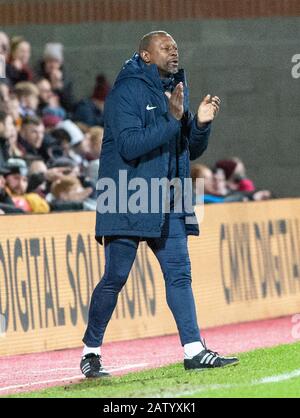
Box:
[0,315,297,396]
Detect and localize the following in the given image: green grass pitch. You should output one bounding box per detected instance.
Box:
[6,342,300,398]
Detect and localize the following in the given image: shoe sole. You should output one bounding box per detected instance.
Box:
[184,359,240,371]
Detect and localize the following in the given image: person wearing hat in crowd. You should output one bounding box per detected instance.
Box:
[0,165,24,214]
[37,42,74,112]
[215,157,255,193]
[49,127,72,158]
[6,36,33,86]
[73,74,110,127]
[4,158,50,213]
[56,119,90,167]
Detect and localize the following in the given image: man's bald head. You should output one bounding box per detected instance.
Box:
[138,31,179,77]
[138,31,172,54]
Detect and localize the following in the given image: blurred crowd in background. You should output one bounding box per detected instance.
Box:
[0,31,271,215]
[191,158,271,205]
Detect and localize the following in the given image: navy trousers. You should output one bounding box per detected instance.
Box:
[83,215,201,346]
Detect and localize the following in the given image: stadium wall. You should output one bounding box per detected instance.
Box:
[1,198,300,356]
[1,0,300,24]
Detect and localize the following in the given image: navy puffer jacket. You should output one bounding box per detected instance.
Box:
[95,53,211,242]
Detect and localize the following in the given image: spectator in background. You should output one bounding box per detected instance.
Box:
[50,127,72,158]
[0,111,20,166]
[27,157,76,198]
[27,158,49,197]
[0,31,10,61]
[73,74,110,127]
[38,43,74,112]
[0,166,10,214]
[6,112,21,159]
[86,126,103,159]
[48,156,96,199]
[28,158,48,177]
[56,119,89,166]
[42,95,66,129]
[48,157,80,178]
[50,175,95,212]
[0,111,11,166]
[4,158,49,213]
[17,115,46,159]
[0,80,10,106]
[84,126,104,183]
[191,163,271,204]
[36,77,66,127]
[36,77,53,114]
[191,164,226,204]
[6,36,33,86]
[7,93,22,130]
[0,165,24,213]
[212,167,228,197]
[15,81,39,118]
[232,157,255,191]
[215,157,255,192]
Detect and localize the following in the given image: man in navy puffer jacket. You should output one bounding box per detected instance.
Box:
[80,31,239,377]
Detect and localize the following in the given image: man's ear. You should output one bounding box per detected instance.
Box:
[140,50,151,64]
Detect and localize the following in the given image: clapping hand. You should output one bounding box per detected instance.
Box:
[165,82,184,121]
[197,95,220,126]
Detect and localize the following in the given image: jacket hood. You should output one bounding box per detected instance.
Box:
[114,53,189,108]
[115,53,187,87]
[114,53,162,89]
